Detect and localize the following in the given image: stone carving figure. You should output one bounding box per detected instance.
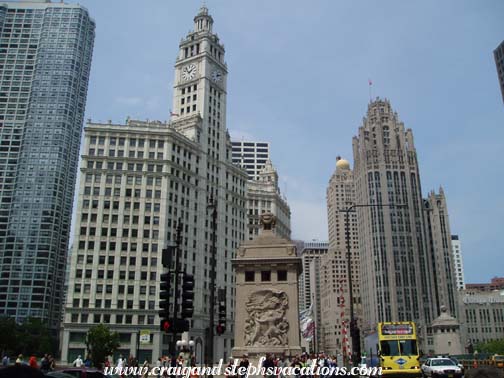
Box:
[244,289,289,346]
[260,212,276,231]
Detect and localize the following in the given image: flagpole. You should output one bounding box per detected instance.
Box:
[368,79,373,102]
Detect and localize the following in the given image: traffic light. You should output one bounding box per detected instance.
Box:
[181,274,194,319]
[160,318,172,332]
[217,295,226,335]
[159,272,171,332]
[176,318,190,333]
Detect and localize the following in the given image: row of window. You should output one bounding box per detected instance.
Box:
[89,136,164,148]
[70,313,155,326]
[244,270,287,282]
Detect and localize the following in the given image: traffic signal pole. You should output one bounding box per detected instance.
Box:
[206,198,217,366]
[170,220,183,355]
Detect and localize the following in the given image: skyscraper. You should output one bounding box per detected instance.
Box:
[321,157,361,355]
[494,40,504,104]
[61,6,247,363]
[353,98,434,337]
[424,189,458,318]
[231,140,270,180]
[0,0,94,331]
[450,236,465,290]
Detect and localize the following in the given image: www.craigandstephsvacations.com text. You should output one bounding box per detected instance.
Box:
[104,357,383,377]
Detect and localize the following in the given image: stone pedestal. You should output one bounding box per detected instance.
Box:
[232,214,302,361]
[431,306,463,355]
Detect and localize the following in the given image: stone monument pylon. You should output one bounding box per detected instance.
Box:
[431,306,463,355]
[232,213,302,361]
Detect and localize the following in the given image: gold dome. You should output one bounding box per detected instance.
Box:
[336,157,350,170]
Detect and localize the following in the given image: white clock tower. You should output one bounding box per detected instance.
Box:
[170,5,247,363]
[173,5,227,157]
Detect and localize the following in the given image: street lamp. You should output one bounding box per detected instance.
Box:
[206,196,217,366]
[340,202,406,366]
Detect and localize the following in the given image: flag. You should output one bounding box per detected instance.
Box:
[368,79,373,86]
[299,305,315,341]
[170,110,179,117]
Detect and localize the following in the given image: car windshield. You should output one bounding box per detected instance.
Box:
[495,356,504,361]
[431,359,455,366]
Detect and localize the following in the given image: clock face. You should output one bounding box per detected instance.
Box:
[182,64,196,81]
[211,70,223,83]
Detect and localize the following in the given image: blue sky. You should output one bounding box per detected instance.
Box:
[75,0,504,283]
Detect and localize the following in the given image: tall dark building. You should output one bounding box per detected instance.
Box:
[352,98,458,343]
[0,0,95,332]
[494,40,504,104]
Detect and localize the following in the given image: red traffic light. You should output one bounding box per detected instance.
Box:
[161,319,171,332]
[216,324,225,335]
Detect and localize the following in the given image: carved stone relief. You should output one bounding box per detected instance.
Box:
[244,289,289,346]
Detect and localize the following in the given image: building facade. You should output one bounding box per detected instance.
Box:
[424,189,458,318]
[61,6,247,363]
[353,98,433,336]
[494,40,504,104]
[451,235,465,290]
[321,157,361,355]
[295,241,327,353]
[231,141,270,180]
[245,160,290,241]
[465,277,504,292]
[0,0,94,331]
[459,289,504,347]
[298,241,328,312]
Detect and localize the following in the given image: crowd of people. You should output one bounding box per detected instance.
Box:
[2,353,56,373]
[226,352,346,378]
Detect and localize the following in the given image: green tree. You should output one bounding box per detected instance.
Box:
[16,317,54,356]
[476,339,504,355]
[0,316,18,355]
[85,324,120,368]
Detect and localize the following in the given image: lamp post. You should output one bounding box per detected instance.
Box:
[206,196,217,366]
[189,340,195,366]
[340,202,406,366]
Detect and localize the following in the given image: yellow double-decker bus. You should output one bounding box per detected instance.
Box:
[365,321,421,377]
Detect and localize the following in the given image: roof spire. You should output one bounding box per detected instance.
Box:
[194,3,213,32]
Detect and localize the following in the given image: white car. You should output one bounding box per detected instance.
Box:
[420,357,463,378]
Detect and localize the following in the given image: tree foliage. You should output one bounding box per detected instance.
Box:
[0,316,54,356]
[85,324,120,368]
[476,339,504,355]
[0,316,18,355]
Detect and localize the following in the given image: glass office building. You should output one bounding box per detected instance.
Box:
[0,0,95,331]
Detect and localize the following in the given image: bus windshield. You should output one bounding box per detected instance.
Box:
[399,340,417,356]
[380,340,418,356]
[380,341,399,356]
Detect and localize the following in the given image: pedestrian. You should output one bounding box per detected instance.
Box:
[117,354,125,369]
[15,354,24,365]
[28,356,38,369]
[239,353,250,378]
[2,355,9,367]
[73,355,83,367]
[40,354,50,373]
[155,357,162,378]
[48,355,55,371]
[141,359,150,378]
[84,354,92,367]
[262,354,275,378]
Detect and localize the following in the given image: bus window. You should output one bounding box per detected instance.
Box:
[399,340,418,356]
[380,340,399,356]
